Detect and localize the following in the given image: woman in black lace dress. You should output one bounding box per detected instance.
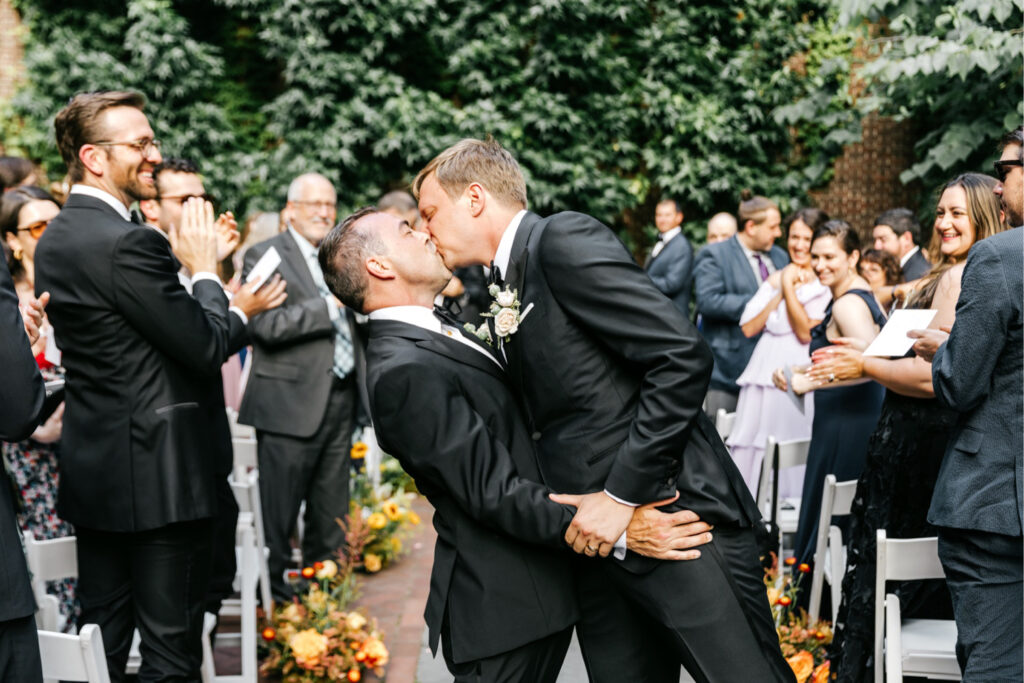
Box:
[808,173,1008,682]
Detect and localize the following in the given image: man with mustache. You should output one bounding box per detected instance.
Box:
[238,172,367,602]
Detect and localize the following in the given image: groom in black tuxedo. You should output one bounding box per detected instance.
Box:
[317,209,714,682]
[414,138,794,682]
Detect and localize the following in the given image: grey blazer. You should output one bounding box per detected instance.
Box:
[645,231,694,316]
[928,228,1023,536]
[693,235,788,393]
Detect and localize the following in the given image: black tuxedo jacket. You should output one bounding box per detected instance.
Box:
[693,235,789,392]
[366,320,578,663]
[0,258,43,621]
[644,230,694,316]
[928,228,1023,536]
[34,194,233,532]
[238,231,367,437]
[500,212,762,572]
[901,248,931,282]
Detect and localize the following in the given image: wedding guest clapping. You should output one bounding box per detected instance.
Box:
[813,172,1007,682]
[727,207,831,496]
[771,220,885,565]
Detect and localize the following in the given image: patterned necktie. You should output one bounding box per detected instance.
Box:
[755,253,770,282]
[308,251,354,379]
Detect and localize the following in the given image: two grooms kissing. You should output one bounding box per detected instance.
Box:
[318,138,795,683]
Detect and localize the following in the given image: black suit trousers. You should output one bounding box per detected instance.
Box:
[204,478,240,616]
[76,519,213,682]
[938,527,1023,681]
[575,524,795,683]
[257,378,355,601]
[0,615,42,682]
[442,615,572,683]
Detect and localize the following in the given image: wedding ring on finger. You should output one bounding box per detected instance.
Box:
[828,373,836,382]
[585,545,597,554]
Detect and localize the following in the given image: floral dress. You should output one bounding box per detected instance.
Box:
[2,365,79,631]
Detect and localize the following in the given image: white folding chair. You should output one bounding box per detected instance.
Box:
[38,623,111,683]
[756,437,810,554]
[226,407,256,441]
[225,468,273,617]
[808,475,858,622]
[202,523,260,683]
[22,532,77,633]
[874,530,960,683]
[715,409,736,440]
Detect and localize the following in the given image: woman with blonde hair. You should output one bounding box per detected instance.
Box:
[809,172,1007,681]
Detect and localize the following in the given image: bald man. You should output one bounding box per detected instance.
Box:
[706,213,737,245]
[238,173,367,601]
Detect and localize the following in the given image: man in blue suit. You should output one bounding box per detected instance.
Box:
[644,199,694,317]
[911,127,1023,681]
[693,197,788,418]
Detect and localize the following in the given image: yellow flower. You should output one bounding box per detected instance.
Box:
[350,442,368,460]
[315,559,338,579]
[367,512,387,530]
[289,628,328,669]
[766,586,780,607]
[280,602,306,624]
[383,501,402,521]
[306,587,327,612]
[345,612,367,631]
[390,537,402,553]
[407,510,421,525]
[361,637,389,667]
[364,553,382,572]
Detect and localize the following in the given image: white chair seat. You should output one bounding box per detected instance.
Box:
[900,619,961,678]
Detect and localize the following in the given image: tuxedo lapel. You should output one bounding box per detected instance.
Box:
[500,213,539,379]
[368,320,505,382]
[726,236,759,291]
[276,232,318,297]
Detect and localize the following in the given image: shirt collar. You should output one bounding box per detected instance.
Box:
[368,305,442,333]
[736,236,768,260]
[899,245,920,268]
[492,209,528,275]
[288,224,319,261]
[69,184,131,222]
[659,226,682,242]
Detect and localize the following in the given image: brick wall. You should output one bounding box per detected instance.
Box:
[808,113,921,242]
[0,0,23,101]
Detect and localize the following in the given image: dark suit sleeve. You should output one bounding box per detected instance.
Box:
[538,214,713,504]
[372,361,573,548]
[111,228,231,376]
[647,237,693,298]
[242,245,334,348]
[694,247,749,322]
[226,312,250,356]
[932,240,1007,411]
[0,260,43,441]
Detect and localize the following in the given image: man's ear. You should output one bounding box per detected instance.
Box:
[466,183,486,217]
[79,144,106,178]
[138,199,160,225]
[366,255,395,281]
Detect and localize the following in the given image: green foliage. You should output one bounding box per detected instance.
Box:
[839,0,1024,194]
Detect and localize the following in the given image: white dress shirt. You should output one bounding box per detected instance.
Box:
[650,225,682,259]
[368,305,501,367]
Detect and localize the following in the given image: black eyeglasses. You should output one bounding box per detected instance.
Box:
[994,159,1023,183]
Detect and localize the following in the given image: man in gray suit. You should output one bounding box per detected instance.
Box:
[238,173,365,601]
[694,197,788,418]
[644,198,694,317]
[911,127,1023,680]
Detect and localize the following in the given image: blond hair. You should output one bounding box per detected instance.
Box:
[413,137,527,209]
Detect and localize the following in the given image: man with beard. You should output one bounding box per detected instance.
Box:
[34,91,233,679]
[238,173,366,602]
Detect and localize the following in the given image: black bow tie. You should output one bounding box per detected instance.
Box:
[433,305,462,328]
[488,261,504,287]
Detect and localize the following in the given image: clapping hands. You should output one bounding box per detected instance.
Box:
[169,197,218,275]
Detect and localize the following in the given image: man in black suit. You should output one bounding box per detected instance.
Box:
[0,257,46,681]
[318,208,712,681]
[238,172,365,602]
[415,139,793,682]
[911,128,1023,680]
[33,91,238,679]
[694,199,789,418]
[644,198,694,317]
[871,207,930,282]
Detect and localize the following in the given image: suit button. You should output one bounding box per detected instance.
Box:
[531,432,542,441]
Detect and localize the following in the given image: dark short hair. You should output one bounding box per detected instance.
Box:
[858,248,902,286]
[657,198,682,214]
[152,157,200,196]
[783,207,830,236]
[0,157,36,189]
[318,206,384,313]
[54,90,147,183]
[1000,127,1024,160]
[0,185,59,277]
[812,219,860,256]
[873,208,921,245]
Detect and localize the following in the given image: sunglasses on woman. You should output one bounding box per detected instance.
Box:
[17,218,51,240]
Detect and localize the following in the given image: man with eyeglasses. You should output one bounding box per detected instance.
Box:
[33,90,238,680]
[238,172,367,603]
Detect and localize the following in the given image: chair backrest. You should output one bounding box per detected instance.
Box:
[23,531,77,632]
[873,530,945,683]
[715,409,736,440]
[755,437,811,516]
[808,475,859,621]
[232,436,258,477]
[39,623,111,683]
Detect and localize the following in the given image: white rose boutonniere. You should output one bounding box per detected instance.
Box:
[464,283,525,348]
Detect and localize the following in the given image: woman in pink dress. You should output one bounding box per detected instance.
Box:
[727,208,831,497]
